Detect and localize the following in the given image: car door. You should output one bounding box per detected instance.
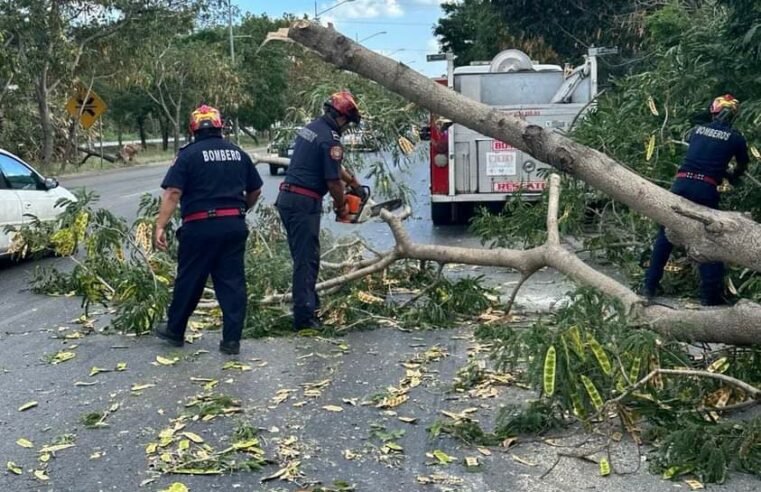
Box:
[0,153,59,223]
[0,172,24,253]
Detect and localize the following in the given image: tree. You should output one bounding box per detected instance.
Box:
[236,14,294,132]
[435,0,658,68]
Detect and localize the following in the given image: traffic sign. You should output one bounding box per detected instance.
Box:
[65,85,107,129]
[426,53,448,62]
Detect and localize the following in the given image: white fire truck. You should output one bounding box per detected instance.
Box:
[423,48,611,225]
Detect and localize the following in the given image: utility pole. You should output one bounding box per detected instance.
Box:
[228,0,240,144]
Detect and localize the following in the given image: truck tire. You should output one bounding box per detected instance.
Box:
[431,203,453,226]
[269,164,281,176]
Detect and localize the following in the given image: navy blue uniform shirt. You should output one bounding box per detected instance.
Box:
[283,115,343,196]
[679,120,749,181]
[161,132,263,216]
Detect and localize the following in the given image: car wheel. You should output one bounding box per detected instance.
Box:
[269,164,281,176]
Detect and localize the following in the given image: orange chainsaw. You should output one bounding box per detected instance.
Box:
[337,185,403,223]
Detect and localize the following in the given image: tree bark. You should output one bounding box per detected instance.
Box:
[35,71,54,169]
[137,116,147,148]
[282,21,761,273]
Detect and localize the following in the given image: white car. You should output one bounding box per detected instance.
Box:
[0,149,77,257]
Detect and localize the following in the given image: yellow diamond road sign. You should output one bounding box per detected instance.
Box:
[66,86,107,130]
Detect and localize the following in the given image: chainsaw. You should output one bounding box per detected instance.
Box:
[336,185,403,223]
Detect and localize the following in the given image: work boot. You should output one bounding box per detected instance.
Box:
[640,285,658,299]
[219,340,240,355]
[154,322,184,347]
[701,296,727,307]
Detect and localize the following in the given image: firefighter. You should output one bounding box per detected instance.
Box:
[276,91,363,330]
[643,94,749,305]
[154,104,263,355]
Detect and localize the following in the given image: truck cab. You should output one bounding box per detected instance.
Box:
[425,48,601,225]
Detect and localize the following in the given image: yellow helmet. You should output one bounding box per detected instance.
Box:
[709,94,740,123]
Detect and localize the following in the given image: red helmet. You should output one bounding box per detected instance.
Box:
[324,91,361,124]
[709,94,740,123]
[189,104,223,133]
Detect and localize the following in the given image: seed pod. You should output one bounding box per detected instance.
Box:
[645,134,656,161]
[581,375,604,411]
[646,96,659,116]
[599,457,611,476]
[543,346,557,397]
[628,356,641,384]
[398,136,414,155]
[567,326,585,360]
[587,336,612,376]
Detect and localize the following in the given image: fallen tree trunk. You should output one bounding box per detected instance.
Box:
[280,21,761,272]
[251,153,290,167]
[77,146,120,165]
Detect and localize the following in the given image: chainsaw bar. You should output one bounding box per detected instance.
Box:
[370,198,403,216]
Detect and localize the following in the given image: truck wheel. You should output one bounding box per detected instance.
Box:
[269,164,281,176]
[431,203,453,226]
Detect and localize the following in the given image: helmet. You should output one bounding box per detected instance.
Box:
[189,104,223,133]
[324,91,361,124]
[709,94,740,123]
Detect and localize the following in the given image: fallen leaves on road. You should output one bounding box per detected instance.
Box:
[49,350,76,364]
[33,470,50,481]
[6,461,22,475]
[18,401,38,411]
[261,460,302,483]
[90,366,111,377]
[511,454,537,466]
[159,483,189,492]
[270,389,295,406]
[16,438,34,448]
[155,355,179,366]
[131,383,156,391]
[322,405,344,412]
[222,361,252,371]
[429,450,457,465]
[416,473,463,486]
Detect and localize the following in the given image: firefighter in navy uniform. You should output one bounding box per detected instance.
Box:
[154,105,263,355]
[276,91,364,330]
[643,94,749,305]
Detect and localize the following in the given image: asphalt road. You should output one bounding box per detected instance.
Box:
[2,151,756,491]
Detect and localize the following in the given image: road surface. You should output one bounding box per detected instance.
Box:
[1,151,755,491]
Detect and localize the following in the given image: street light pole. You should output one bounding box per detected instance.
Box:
[227,0,239,144]
[357,31,386,43]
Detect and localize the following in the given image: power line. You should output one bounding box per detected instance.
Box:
[331,19,434,26]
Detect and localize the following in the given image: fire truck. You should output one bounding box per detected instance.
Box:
[422,48,610,225]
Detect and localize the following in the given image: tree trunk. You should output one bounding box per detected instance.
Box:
[137,116,147,148]
[283,22,761,273]
[35,71,53,170]
[117,124,123,147]
[64,119,77,171]
[159,117,169,151]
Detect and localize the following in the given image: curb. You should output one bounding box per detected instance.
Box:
[58,145,268,180]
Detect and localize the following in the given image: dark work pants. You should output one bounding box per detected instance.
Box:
[644,178,724,304]
[166,216,249,342]
[276,190,322,329]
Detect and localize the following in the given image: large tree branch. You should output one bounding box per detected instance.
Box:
[281,21,761,272]
[377,177,761,345]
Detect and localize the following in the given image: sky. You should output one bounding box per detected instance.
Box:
[236,0,454,77]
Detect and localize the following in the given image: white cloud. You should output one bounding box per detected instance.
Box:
[426,37,440,53]
[406,0,460,5]
[318,0,404,20]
